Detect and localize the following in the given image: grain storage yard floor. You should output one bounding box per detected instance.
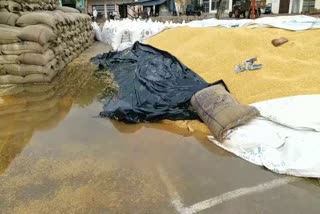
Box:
[0,42,319,214]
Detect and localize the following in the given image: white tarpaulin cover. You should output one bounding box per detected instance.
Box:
[186,15,320,31]
[209,95,320,178]
[93,15,320,50]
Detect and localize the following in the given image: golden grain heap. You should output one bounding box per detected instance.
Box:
[147,27,320,134]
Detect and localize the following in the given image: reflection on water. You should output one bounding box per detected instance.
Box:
[0,46,114,175]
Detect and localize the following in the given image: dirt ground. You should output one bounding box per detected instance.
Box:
[0,42,319,214]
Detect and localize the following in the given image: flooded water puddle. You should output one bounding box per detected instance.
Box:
[0,43,319,214]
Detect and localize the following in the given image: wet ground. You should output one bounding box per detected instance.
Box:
[0,42,319,214]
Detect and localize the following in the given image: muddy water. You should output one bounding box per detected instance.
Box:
[0,43,320,214]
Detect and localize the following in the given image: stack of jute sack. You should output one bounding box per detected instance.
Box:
[0,2,94,84]
[0,0,60,12]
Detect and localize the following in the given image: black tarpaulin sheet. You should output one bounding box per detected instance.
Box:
[91,42,225,123]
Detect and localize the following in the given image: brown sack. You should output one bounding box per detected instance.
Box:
[0,28,21,44]
[0,1,22,13]
[3,59,57,76]
[24,3,41,11]
[0,75,24,84]
[61,42,67,49]
[0,41,48,55]
[52,45,63,55]
[0,24,21,31]
[57,61,66,70]
[16,12,57,28]
[0,55,19,64]
[64,49,71,56]
[0,69,58,85]
[0,12,19,26]
[65,13,77,22]
[23,69,58,83]
[57,12,71,24]
[48,11,66,24]
[0,8,9,12]
[18,25,55,45]
[0,65,5,75]
[18,50,55,66]
[190,84,260,141]
[3,64,44,76]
